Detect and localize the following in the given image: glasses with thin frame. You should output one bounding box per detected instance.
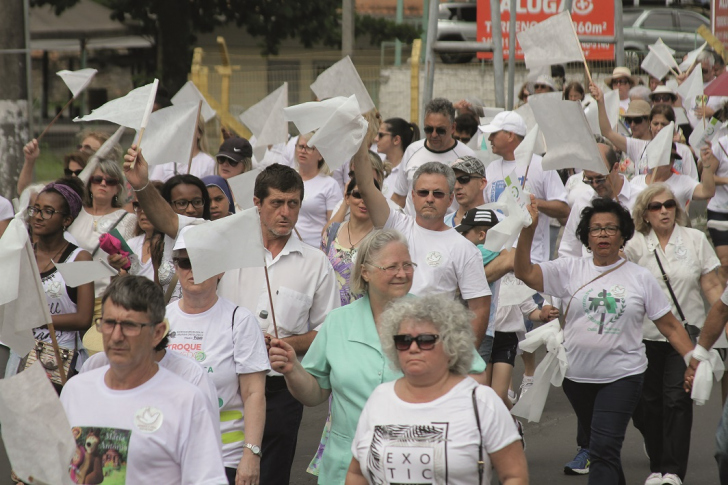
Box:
[296,144,315,153]
[27,206,67,220]
[393,334,440,351]
[366,261,417,276]
[414,189,447,199]
[171,198,205,211]
[588,225,620,236]
[95,318,158,337]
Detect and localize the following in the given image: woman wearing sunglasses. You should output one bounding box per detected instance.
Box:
[624,184,723,485]
[375,118,420,198]
[347,294,527,485]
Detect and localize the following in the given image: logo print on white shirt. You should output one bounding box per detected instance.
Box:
[425,251,442,267]
[134,406,164,433]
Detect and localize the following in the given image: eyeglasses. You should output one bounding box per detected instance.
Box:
[455,174,481,185]
[376,132,392,139]
[171,198,204,211]
[217,157,241,168]
[652,94,673,103]
[534,84,552,91]
[131,201,144,213]
[582,175,607,186]
[366,261,417,276]
[612,78,631,86]
[95,318,158,337]
[89,175,119,187]
[296,144,315,153]
[423,126,447,136]
[27,206,67,220]
[414,189,447,199]
[349,191,362,199]
[453,135,472,144]
[588,225,620,236]
[647,199,677,212]
[393,334,440,351]
[627,117,646,125]
[172,257,192,270]
[64,168,83,177]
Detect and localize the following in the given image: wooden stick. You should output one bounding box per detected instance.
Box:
[46,323,67,385]
[263,264,279,338]
[718,140,728,160]
[36,97,74,142]
[568,12,593,86]
[187,101,204,174]
[521,161,531,190]
[130,127,146,170]
[703,96,707,131]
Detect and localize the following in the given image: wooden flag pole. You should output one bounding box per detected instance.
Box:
[718,140,728,160]
[46,323,68,385]
[131,79,159,170]
[187,101,204,174]
[567,12,593,86]
[36,97,75,142]
[263,265,279,338]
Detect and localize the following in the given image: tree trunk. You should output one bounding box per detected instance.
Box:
[156,0,192,96]
[0,0,30,199]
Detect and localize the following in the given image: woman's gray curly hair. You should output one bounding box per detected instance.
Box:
[379,294,475,376]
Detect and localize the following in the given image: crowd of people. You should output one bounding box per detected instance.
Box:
[5,46,728,485]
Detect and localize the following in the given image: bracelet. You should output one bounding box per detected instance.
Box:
[132,181,150,192]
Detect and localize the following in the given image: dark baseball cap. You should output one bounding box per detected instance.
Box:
[216,137,252,163]
[455,208,499,233]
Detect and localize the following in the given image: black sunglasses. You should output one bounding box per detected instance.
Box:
[349,191,362,199]
[89,175,119,186]
[414,189,447,199]
[423,126,447,136]
[393,334,440,351]
[64,168,83,177]
[217,157,241,167]
[172,257,192,270]
[453,135,472,144]
[627,116,646,125]
[455,174,481,185]
[647,199,677,212]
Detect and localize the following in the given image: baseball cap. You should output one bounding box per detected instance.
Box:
[478,111,527,137]
[451,156,485,177]
[216,137,252,163]
[455,208,499,233]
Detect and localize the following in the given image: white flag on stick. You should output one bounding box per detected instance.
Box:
[78,126,126,184]
[0,363,76,485]
[184,208,266,283]
[0,219,52,356]
[513,103,546,154]
[649,38,679,73]
[54,260,118,288]
[646,122,675,170]
[74,80,158,130]
[310,56,375,113]
[240,83,289,160]
[479,178,531,252]
[677,67,703,102]
[641,50,672,81]
[517,11,584,69]
[514,126,539,169]
[228,168,263,210]
[529,95,608,174]
[679,42,708,73]
[57,68,97,98]
[172,81,216,122]
[138,102,200,167]
[689,117,728,152]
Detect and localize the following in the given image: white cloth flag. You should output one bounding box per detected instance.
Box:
[310,56,375,113]
[185,207,266,283]
[514,126,539,169]
[513,103,547,154]
[56,68,97,99]
[74,80,158,130]
[517,11,583,69]
[0,219,52,356]
[604,90,621,130]
[284,96,368,171]
[641,49,672,81]
[497,273,537,307]
[139,102,200,167]
[240,83,289,162]
[677,67,703,102]
[690,345,724,406]
[679,42,708,73]
[529,95,608,174]
[54,260,118,288]
[511,320,568,422]
[582,95,601,135]
[172,81,216,122]
[646,122,674,169]
[689,117,728,152]
[479,178,531,252]
[228,168,263,210]
[650,38,679,72]
[78,126,126,184]
[0,363,76,485]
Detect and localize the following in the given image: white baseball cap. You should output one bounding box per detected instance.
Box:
[478,111,527,137]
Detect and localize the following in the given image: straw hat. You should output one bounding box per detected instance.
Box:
[649,85,678,102]
[623,100,651,118]
[605,67,638,87]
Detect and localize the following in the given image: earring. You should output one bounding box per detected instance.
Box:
[586,247,592,253]
[113,195,118,205]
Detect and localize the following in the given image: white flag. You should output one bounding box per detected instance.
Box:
[227,168,263,210]
[513,103,547,154]
[0,219,52,356]
[689,117,728,152]
[74,80,158,130]
[54,260,118,288]
[56,68,97,98]
[517,11,584,69]
[310,56,375,113]
[641,49,672,81]
[78,126,126,184]
[185,208,266,283]
[529,95,608,175]
[677,67,703,102]
[650,38,679,72]
[0,363,76,485]
[139,102,200,167]
[514,126,539,169]
[478,178,531,252]
[171,81,216,122]
[240,83,289,156]
[679,42,708,73]
[646,122,675,170]
[582,95,601,135]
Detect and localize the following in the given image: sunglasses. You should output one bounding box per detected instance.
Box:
[627,117,646,125]
[612,78,631,86]
[64,168,83,177]
[349,191,362,199]
[172,257,192,270]
[455,174,481,185]
[217,157,241,167]
[423,126,447,136]
[377,132,392,139]
[647,199,677,212]
[393,334,440,351]
[652,94,673,103]
[453,135,471,144]
[132,201,144,213]
[89,175,119,186]
[534,84,551,90]
[582,175,607,185]
[414,189,447,199]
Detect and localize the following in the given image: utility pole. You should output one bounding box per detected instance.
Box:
[342,0,355,58]
[0,0,31,199]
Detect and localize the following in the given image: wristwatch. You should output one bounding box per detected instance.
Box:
[245,443,262,457]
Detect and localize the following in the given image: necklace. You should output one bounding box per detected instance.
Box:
[35,241,69,273]
[346,222,371,250]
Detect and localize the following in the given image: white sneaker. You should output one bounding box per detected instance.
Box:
[644,473,663,485]
[519,376,534,400]
[661,474,682,485]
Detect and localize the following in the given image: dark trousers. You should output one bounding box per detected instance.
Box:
[260,376,304,485]
[632,341,692,479]
[563,373,644,485]
[715,396,728,484]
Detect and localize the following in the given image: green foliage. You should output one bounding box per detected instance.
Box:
[355,15,422,46]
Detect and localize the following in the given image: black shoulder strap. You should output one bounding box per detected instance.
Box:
[653,249,687,322]
[472,387,484,485]
[231,306,239,333]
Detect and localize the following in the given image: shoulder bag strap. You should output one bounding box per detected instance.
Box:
[324,222,341,254]
[471,387,484,485]
[164,274,179,304]
[91,211,129,257]
[653,249,687,323]
[563,259,627,323]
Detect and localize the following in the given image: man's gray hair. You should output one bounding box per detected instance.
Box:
[101,275,166,324]
[412,162,456,194]
[698,50,715,67]
[425,98,456,123]
[350,229,409,295]
[629,85,652,103]
[379,295,475,376]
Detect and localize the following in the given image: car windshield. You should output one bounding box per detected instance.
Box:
[623,10,643,27]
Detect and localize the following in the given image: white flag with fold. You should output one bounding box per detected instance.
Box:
[677,67,703,102]
[646,122,675,170]
[172,81,216,122]
[239,83,289,162]
[478,177,531,253]
[228,168,263,210]
[310,56,375,113]
[78,126,126,184]
[57,68,97,98]
[138,102,200,167]
[679,42,708,73]
[74,80,158,130]
[517,11,583,69]
[689,117,728,152]
[641,50,672,81]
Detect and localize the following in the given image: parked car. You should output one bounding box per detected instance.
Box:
[623,7,709,54]
[437,2,477,63]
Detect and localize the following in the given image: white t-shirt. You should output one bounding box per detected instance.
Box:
[149,152,217,182]
[393,139,475,216]
[485,155,568,263]
[710,135,728,213]
[166,297,270,467]
[565,171,592,208]
[296,174,343,247]
[630,173,699,209]
[540,257,672,383]
[492,288,538,333]
[351,378,520,485]
[0,196,13,220]
[625,138,697,179]
[624,225,719,341]
[384,208,490,300]
[60,366,227,485]
[382,163,401,199]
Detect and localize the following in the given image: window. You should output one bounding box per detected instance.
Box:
[460,5,477,22]
[267,61,300,104]
[642,11,674,30]
[679,13,709,32]
[623,10,643,27]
